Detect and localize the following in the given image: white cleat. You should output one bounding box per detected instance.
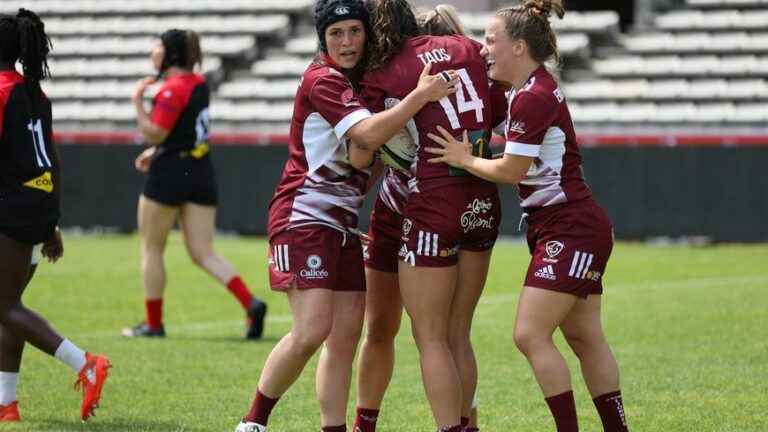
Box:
[235,421,266,432]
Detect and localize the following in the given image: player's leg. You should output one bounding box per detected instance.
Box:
[241,287,334,427]
[354,268,401,432]
[0,252,36,420]
[179,202,267,338]
[0,232,110,421]
[317,290,365,429]
[450,249,491,426]
[124,195,177,336]
[514,286,578,432]
[399,262,462,429]
[560,295,628,431]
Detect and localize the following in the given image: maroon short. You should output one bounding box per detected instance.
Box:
[268,225,365,292]
[365,196,402,273]
[400,178,500,267]
[524,199,613,298]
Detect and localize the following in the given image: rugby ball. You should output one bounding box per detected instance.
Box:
[378,128,416,173]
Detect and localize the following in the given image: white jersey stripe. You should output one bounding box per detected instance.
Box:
[417,230,424,256]
[282,245,290,271]
[569,251,581,277]
[580,253,593,279]
[272,245,283,271]
[505,141,541,157]
[575,252,589,279]
[334,108,373,141]
[432,233,438,257]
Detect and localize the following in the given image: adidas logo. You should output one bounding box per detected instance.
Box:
[534,264,556,280]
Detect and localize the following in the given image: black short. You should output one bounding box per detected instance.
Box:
[0,219,56,245]
[143,157,218,207]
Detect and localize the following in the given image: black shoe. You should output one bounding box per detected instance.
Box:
[122,321,165,338]
[246,299,267,340]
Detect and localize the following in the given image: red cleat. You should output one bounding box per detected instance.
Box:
[0,401,20,422]
[75,353,112,421]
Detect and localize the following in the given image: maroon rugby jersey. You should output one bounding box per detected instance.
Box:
[0,71,59,227]
[361,35,496,182]
[504,65,592,208]
[151,73,210,157]
[268,55,373,238]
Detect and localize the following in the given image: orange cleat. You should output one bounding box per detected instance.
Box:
[0,401,20,422]
[75,353,112,421]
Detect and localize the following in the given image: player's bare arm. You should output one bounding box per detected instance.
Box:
[347,63,458,169]
[132,76,170,145]
[426,125,532,184]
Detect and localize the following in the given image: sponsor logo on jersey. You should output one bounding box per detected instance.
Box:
[568,251,596,280]
[585,270,602,281]
[553,87,565,103]
[508,120,526,134]
[544,240,565,263]
[460,198,495,233]
[23,171,54,193]
[300,254,329,280]
[534,264,557,280]
[439,246,459,258]
[402,218,413,235]
[335,6,350,15]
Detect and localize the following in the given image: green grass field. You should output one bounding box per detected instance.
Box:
[6,234,767,431]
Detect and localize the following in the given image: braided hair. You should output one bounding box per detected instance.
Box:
[0,8,52,112]
[497,0,565,65]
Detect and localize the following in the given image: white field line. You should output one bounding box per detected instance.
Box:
[74,274,768,339]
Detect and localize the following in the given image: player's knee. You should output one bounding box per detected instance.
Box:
[365,316,400,344]
[563,329,604,359]
[410,324,448,351]
[188,248,210,268]
[292,324,332,357]
[513,325,547,355]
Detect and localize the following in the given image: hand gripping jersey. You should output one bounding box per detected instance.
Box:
[503,65,592,209]
[0,71,59,227]
[151,73,211,160]
[267,56,373,238]
[361,35,498,182]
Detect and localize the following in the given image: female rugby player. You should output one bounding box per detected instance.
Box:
[0,8,110,422]
[126,29,267,340]
[353,4,505,431]
[348,1,505,430]
[427,1,630,431]
[234,1,456,431]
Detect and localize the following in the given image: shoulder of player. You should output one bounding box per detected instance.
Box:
[515,79,563,109]
[305,65,351,95]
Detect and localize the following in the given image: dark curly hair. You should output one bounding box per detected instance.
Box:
[366,0,420,70]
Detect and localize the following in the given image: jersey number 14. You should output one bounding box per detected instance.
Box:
[438,68,484,130]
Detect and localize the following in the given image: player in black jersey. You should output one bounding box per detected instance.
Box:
[124,29,267,340]
[0,9,111,422]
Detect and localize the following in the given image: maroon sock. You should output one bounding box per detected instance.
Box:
[437,426,463,432]
[244,389,279,426]
[593,391,628,432]
[353,407,380,432]
[145,298,163,329]
[227,276,254,310]
[460,417,470,426]
[321,425,346,432]
[545,390,579,432]
[464,428,479,432]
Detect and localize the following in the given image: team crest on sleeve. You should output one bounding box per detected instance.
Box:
[544,240,564,263]
[341,88,359,107]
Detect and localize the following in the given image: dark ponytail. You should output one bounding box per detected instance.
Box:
[0,9,52,114]
[157,29,203,79]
